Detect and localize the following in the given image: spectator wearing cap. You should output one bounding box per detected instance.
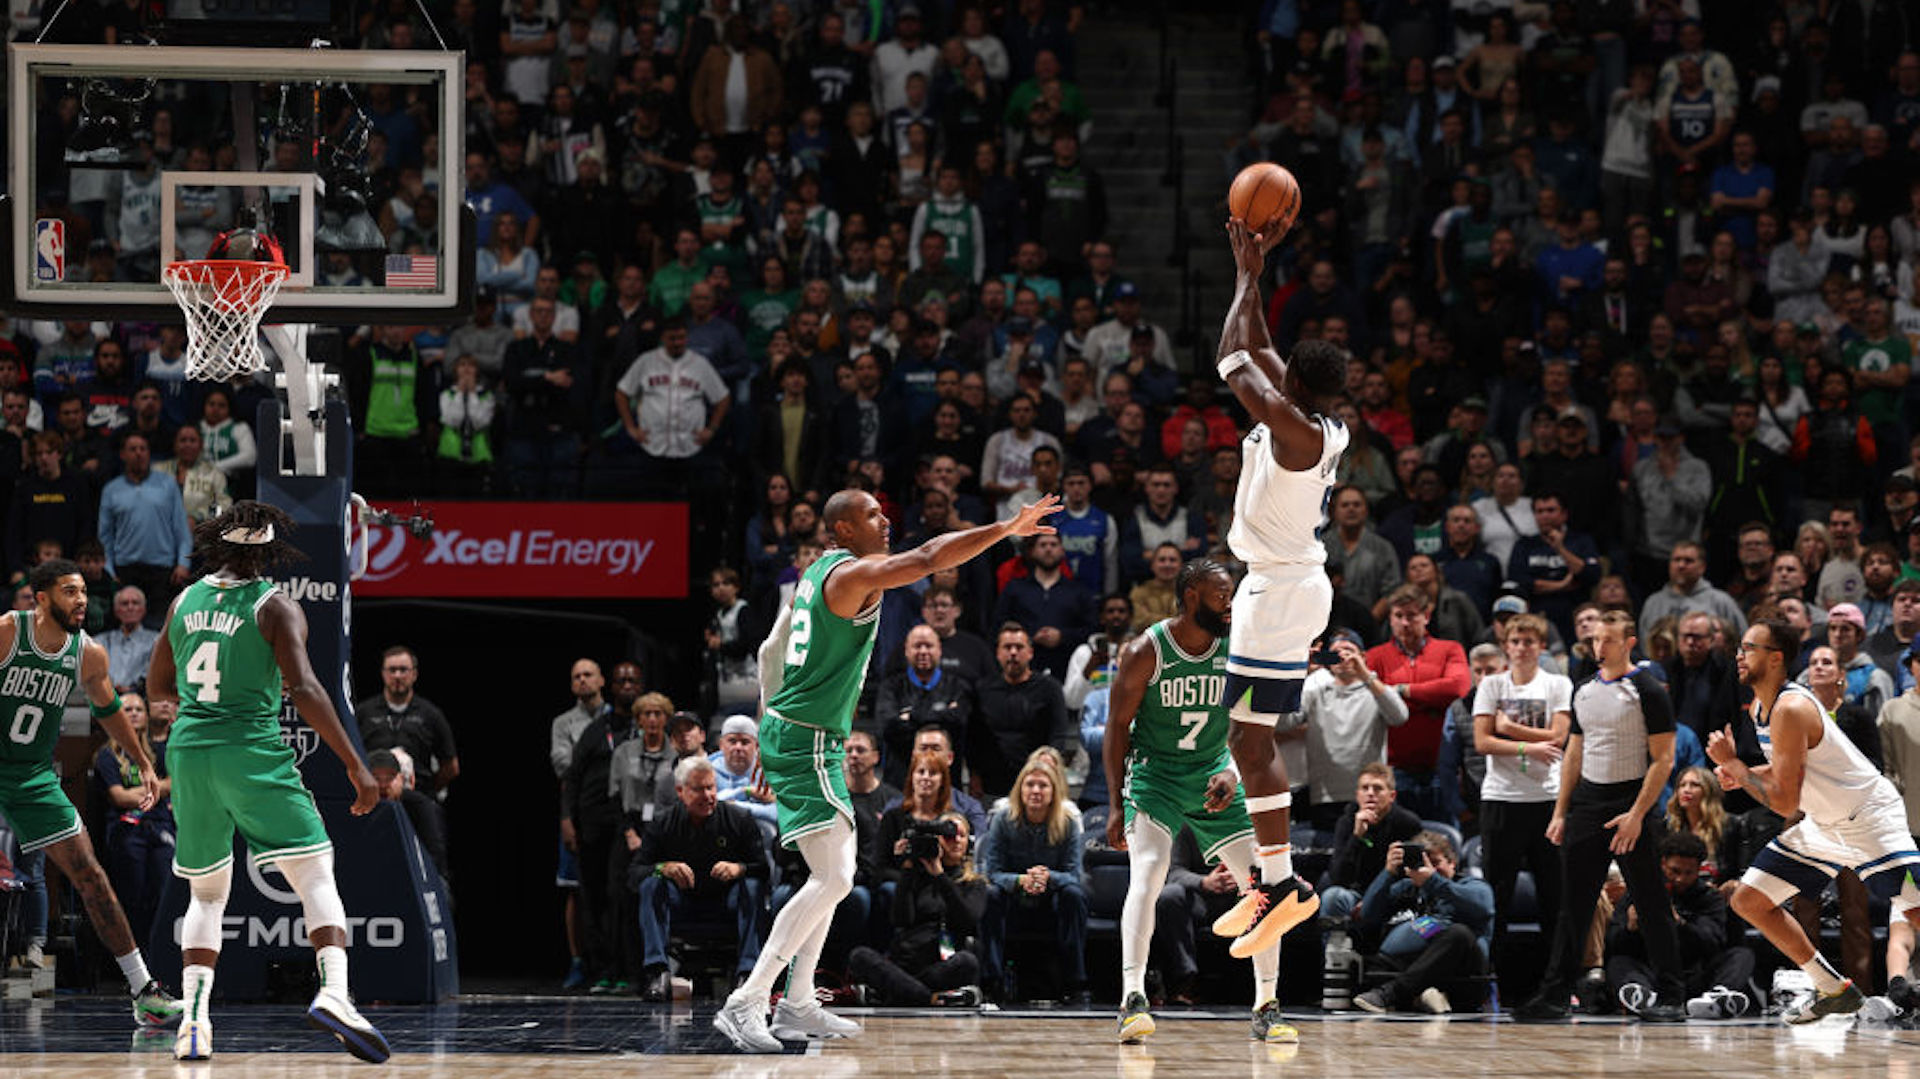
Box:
[446,286,513,379]
[1478,595,1569,671]
[669,710,708,759]
[1535,209,1604,313]
[986,311,1057,405]
[1422,396,1507,490]
[1827,604,1898,716]
[1081,281,1172,374]
[1527,408,1616,542]
[631,754,768,1001]
[1108,323,1178,410]
[1025,130,1107,275]
[708,714,778,826]
[872,3,938,115]
[1879,639,1920,840]
[1403,53,1475,150]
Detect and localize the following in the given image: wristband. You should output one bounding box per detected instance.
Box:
[1517,744,1528,774]
[89,693,124,720]
[1216,349,1252,380]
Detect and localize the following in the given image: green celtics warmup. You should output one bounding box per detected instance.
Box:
[715,489,1062,1053]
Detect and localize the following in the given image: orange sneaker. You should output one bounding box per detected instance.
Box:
[1228,878,1320,959]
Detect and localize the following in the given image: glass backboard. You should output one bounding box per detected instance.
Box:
[5,43,468,323]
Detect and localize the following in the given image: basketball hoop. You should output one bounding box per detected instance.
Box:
[163,258,290,381]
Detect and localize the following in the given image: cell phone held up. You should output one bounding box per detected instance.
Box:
[1397,841,1428,873]
[1310,648,1343,668]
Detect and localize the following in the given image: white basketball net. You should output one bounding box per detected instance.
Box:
[162,259,290,381]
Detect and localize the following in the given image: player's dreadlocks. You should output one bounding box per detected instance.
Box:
[192,500,305,579]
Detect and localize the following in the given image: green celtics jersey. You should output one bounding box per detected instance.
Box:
[167,576,283,749]
[764,549,877,737]
[1128,620,1230,775]
[0,611,81,770]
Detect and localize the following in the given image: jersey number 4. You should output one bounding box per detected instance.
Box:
[185,641,223,704]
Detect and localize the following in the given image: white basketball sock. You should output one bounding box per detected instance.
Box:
[1120,817,1173,1001]
[1257,844,1293,885]
[1219,840,1281,1003]
[182,965,215,1024]
[740,817,855,1001]
[117,950,151,994]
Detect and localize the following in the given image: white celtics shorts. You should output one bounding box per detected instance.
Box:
[1224,562,1332,723]
[1742,787,1920,915]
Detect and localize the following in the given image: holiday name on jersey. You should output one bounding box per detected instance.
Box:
[182,609,247,637]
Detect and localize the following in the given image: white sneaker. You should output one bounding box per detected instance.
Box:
[1617,983,1657,1015]
[22,939,44,970]
[1685,985,1750,1019]
[714,990,784,1053]
[307,988,392,1063]
[770,997,861,1039]
[1416,988,1451,1015]
[174,1018,213,1061]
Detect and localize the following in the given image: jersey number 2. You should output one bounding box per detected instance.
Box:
[784,609,812,666]
[1178,710,1209,751]
[7,704,41,745]
[185,641,223,704]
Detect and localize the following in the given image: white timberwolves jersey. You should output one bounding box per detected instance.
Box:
[1227,414,1348,566]
[1756,683,1890,827]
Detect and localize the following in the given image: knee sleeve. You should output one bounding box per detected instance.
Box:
[181,864,233,952]
[796,818,857,899]
[274,850,348,935]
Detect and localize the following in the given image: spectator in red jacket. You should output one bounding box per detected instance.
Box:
[1365,584,1473,825]
[1157,376,1238,459]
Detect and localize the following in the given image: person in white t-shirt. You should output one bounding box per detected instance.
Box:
[1470,612,1572,976]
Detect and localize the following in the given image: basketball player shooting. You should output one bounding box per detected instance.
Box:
[1207,220,1351,961]
[714,490,1061,1053]
[1710,618,1920,1024]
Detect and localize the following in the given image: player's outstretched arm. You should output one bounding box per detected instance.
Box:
[1100,635,1157,848]
[826,494,1061,612]
[1218,221,1323,470]
[258,594,379,815]
[80,640,157,810]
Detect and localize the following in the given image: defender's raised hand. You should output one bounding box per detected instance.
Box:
[1005,493,1061,538]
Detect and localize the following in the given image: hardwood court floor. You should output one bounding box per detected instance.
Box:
[3,997,1918,1077]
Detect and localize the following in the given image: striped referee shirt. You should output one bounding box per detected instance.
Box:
[1569,666,1675,786]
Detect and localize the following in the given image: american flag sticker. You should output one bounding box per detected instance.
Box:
[385,254,439,288]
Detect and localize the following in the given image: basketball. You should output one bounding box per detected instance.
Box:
[1228,163,1301,236]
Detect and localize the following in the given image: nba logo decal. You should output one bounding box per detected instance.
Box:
[33,219,64,282]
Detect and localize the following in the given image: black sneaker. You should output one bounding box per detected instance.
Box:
[1513,995,1571,1022]
[933,986,981,1008]
[1639,1002,1686,1024]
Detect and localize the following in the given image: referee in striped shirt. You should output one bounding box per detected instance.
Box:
[1516,611,1685,1022]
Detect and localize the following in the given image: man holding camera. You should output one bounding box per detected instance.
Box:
[1350,830,1494,1014]
[1103,559,1290,1045]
